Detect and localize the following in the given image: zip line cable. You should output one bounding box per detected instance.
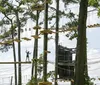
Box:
[88,8,97,13]
[0,62,75,76]
[89,67,100,71]
[0,65,31,73]
[0,59,100,73]
[88,57,100,60]
[88,60,100,65]
[0,65,32,76]
[0,61,100,76]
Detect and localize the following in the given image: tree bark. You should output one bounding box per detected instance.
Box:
[43,1,48,82]
[11,21,17,85]
[31,38,36,79]
[16,11,22,85]
[4,14,17,85]
[75,0,88,85]
[55,0,59,85]
[34,10,39,85]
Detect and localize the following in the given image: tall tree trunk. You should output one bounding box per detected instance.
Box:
[16,11,22,85]
[75,0,88,85]
[11,21,17,85]
[31,11,39,85]
[31,38,36,79]
[55,0,59,85]
[43,1,48,82]
[34,10,39,85]
[4,14,18,85]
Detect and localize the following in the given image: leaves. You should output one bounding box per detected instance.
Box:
[0,6,6,12]
[14,38,21,42]
[31,4,44,11]
[89,0,99,7]
[62,0,79,7]
[98,7,100,16]
[45,0,52,4]
[0,21,4,26]
[69,33,78,40]
[4,40,13,44]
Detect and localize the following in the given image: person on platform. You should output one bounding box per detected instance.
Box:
[26,50,31,61]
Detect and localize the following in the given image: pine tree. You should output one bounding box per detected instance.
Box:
[55,0,59,85]
[75,0,88,85]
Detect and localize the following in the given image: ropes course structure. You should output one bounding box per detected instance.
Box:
[1,59,100,82]
[0,23,100,45]
[0,7,99,83]
[0,1,99,84]
[0,55,100,65]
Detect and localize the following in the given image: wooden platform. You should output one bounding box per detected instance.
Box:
[0,61,32,64]
[58,62,75,66]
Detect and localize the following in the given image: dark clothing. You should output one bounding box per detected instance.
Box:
[26,51,30,61]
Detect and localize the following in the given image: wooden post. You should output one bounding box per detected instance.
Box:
[39,82,52,85]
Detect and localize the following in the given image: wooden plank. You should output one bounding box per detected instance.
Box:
[0,61,32,64]
[58,62,75,66]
